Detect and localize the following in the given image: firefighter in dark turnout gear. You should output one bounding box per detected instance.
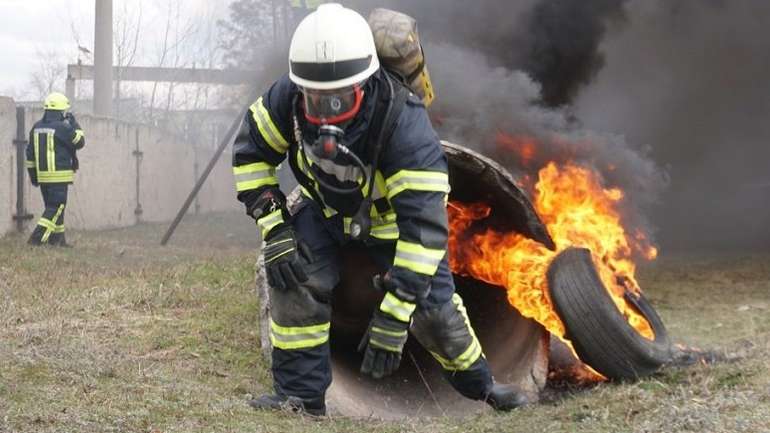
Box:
[26,92,85,247]
[234,4,528,416]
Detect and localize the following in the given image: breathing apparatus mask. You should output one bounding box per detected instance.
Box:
[292,75,396,241]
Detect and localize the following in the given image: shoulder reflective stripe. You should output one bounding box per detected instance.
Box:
[251,97,289,154]
[73,129,84,144]
[233,162,278,192]
[379,292,416,323]
[270,320,330,350]
[385,170,450,200]
[257,209,284,239]
[394,240,446,276]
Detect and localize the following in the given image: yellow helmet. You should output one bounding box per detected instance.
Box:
[43,92,70,111]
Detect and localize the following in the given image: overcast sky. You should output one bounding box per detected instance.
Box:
[0,0,232,99]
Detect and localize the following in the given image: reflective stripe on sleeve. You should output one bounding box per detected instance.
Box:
[379,291,416,323]
[257,209,284,239]
[25,160,36,168]
[385,170,450,200]
[393,240,446,276]
[73,129,84,144]
[251,97,289,154]
[233,162,278,192]
[270,320,330,350]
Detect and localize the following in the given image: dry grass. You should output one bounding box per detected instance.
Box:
[1,214,768,433]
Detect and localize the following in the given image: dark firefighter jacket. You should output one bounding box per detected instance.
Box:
[233,70,451,297]
[26,110,85,184]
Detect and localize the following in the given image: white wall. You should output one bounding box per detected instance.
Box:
[0,97,16,235]
[1,99,240,237]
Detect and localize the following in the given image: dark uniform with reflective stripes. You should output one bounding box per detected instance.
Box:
[26,111,85,246]
[234,70,495,404]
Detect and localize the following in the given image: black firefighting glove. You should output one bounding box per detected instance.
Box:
[358,273,416,379]
[263,224,313,292]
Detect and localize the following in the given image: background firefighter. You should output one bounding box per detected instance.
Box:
[233,3,527,416]
[25,92,85,247]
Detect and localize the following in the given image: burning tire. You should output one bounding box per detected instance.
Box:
[546,248,672,380]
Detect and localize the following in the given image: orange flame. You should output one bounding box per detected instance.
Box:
[448,159,658,378]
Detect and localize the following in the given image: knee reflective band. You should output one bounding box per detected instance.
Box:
[379,291,416,323]
[257,209,285,239]
[39,204,65,244]
[270,320,330,350]
[233,162,279,192]
[429,294,483,371]
[385,170,450,200]
[252,97,289,155]
[394,240,446,276]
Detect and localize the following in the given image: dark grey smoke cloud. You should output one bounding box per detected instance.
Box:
[574,0,770,250]
[355,0,628,108]
[352,0,666,247]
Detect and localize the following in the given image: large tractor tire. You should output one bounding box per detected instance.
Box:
[547,247,672,380]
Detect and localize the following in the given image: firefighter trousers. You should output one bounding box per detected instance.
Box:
[268,199,494,402]
[28,184,68,246]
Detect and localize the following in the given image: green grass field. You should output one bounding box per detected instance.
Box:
[1,213,768,433]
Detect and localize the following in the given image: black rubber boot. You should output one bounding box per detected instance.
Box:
[50,233,73,248]
[484,383,530,411]
[248,394,326,416]
[27,227,45,246]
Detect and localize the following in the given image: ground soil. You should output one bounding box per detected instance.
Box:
[1,213,768,433]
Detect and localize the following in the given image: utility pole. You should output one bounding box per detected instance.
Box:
[94,0,113,116]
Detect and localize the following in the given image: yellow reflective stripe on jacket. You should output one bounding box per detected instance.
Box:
[394,240,446,276]
[25,160,35,168]
[385,170,450,200]
[257,209,284,239]
[270,320,330,350]
[342,213,399,240]
[47,132,55,172]
[370,222,399,240]
[251,97,289,154]
[38,170,75,183]
[233,162,278,192]
[73,129,84,144]
[429,294,483,371]
[379,291,416,323]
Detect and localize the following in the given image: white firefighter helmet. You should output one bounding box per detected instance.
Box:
[289,3,380,91]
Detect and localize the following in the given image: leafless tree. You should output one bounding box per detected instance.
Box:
[29,49,66,101]
[114,0,143,121]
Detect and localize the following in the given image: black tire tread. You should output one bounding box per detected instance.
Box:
[547,248,672,380]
